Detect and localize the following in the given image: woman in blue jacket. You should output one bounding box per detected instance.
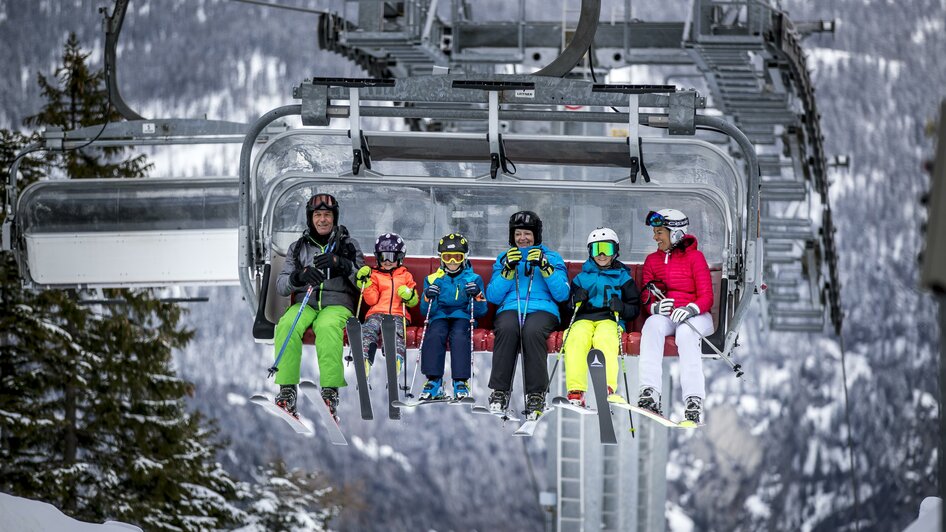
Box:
[419,233,488,400]
[485,211,570,419]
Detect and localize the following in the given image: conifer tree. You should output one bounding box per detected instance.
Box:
[244,461,340,531]
[1,33,245,530]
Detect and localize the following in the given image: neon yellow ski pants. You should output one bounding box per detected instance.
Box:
[562,318,620,392]
[273,303,352,388]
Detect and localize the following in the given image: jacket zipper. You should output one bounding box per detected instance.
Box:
[387,270,395,314]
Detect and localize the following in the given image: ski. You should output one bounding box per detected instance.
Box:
[551,396,596,415]
[381,315,401,420]
[250,394,312,434]
[513,405,555,437]
[451,396,476,406]
[587,349,618,445]
[469,404,520,422]
[611,402,700,429]
[298,381,348,446]
[346,317,373,420]
[391,397,453,408]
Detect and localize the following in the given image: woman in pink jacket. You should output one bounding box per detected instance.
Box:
[637,209,714,425]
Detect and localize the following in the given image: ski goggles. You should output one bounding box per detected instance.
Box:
[308,193,337,211]
[375,251,401,262]
[440,251,466,264]
[645,210,687,228]
[589,241,617,257]
[510,211,538,226]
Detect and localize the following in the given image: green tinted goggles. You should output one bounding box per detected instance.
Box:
[589,241,617,257]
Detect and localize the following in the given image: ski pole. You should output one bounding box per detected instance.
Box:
[469,298,476,396]
[401,303,410,393]
[644,281,745,379]
[268,284,314,378]
[518,268,537,414]
[408,301,434,398]
[546,301,581,393]
[615,310,635,436]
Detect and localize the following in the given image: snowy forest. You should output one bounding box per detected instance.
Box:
[1,0,944,531]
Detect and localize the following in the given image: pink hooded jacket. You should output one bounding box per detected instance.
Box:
[640,235,714,315]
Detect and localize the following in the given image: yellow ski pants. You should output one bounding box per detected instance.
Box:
[562,318,621,393]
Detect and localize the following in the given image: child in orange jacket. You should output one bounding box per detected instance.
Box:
[355,233,419,374]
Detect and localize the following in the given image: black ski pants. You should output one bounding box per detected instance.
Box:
[488,310,558,394]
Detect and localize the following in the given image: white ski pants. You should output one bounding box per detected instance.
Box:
[638,313,714,401]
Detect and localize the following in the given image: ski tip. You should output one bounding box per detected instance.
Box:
[677,420,703,429]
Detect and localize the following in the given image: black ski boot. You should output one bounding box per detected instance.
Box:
[322,387,340,420]
[684,396,703,425]
[525,392,546,421]
[488,389,510,414]
[637,387,662,416]
[275,384,298,417]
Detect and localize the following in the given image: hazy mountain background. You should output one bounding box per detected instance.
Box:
[2,0,943,530]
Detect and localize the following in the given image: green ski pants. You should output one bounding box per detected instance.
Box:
[273,303,352,388]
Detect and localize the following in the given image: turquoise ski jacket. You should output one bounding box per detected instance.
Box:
[420,264,488,323]
[485,244,570,321]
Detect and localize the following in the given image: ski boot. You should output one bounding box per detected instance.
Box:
[274,384,298,417]
[607,385,627,404]
[488,389,510,415]
[567,390,586,408]
[637,387,662,415]
[684,396,703,425]
[525,392,546,421]
[419,378,446,401]
[453,380,471,401]
[321,387,340,421]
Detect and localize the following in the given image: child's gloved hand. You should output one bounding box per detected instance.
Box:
[425,284,440,299]
[356,266,372,288]
[464,281,480,297]
[397,285,415,302]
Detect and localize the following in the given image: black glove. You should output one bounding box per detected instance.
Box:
[291,266,325,287]
[313,252,352,277]
[425,284,441,299]
[570,286,589,308]
[608,294,625,314]
[465,281,480,297]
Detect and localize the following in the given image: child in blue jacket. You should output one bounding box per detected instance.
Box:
[419,233,488,400]
[562,228,641,407]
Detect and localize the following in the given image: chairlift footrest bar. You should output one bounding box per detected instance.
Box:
[452,80,535,91]
[593,84,676,94]
[305,77,396,88]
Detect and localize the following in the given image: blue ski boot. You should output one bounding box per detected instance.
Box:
[419,378,446,401]
[453,380,471,401]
